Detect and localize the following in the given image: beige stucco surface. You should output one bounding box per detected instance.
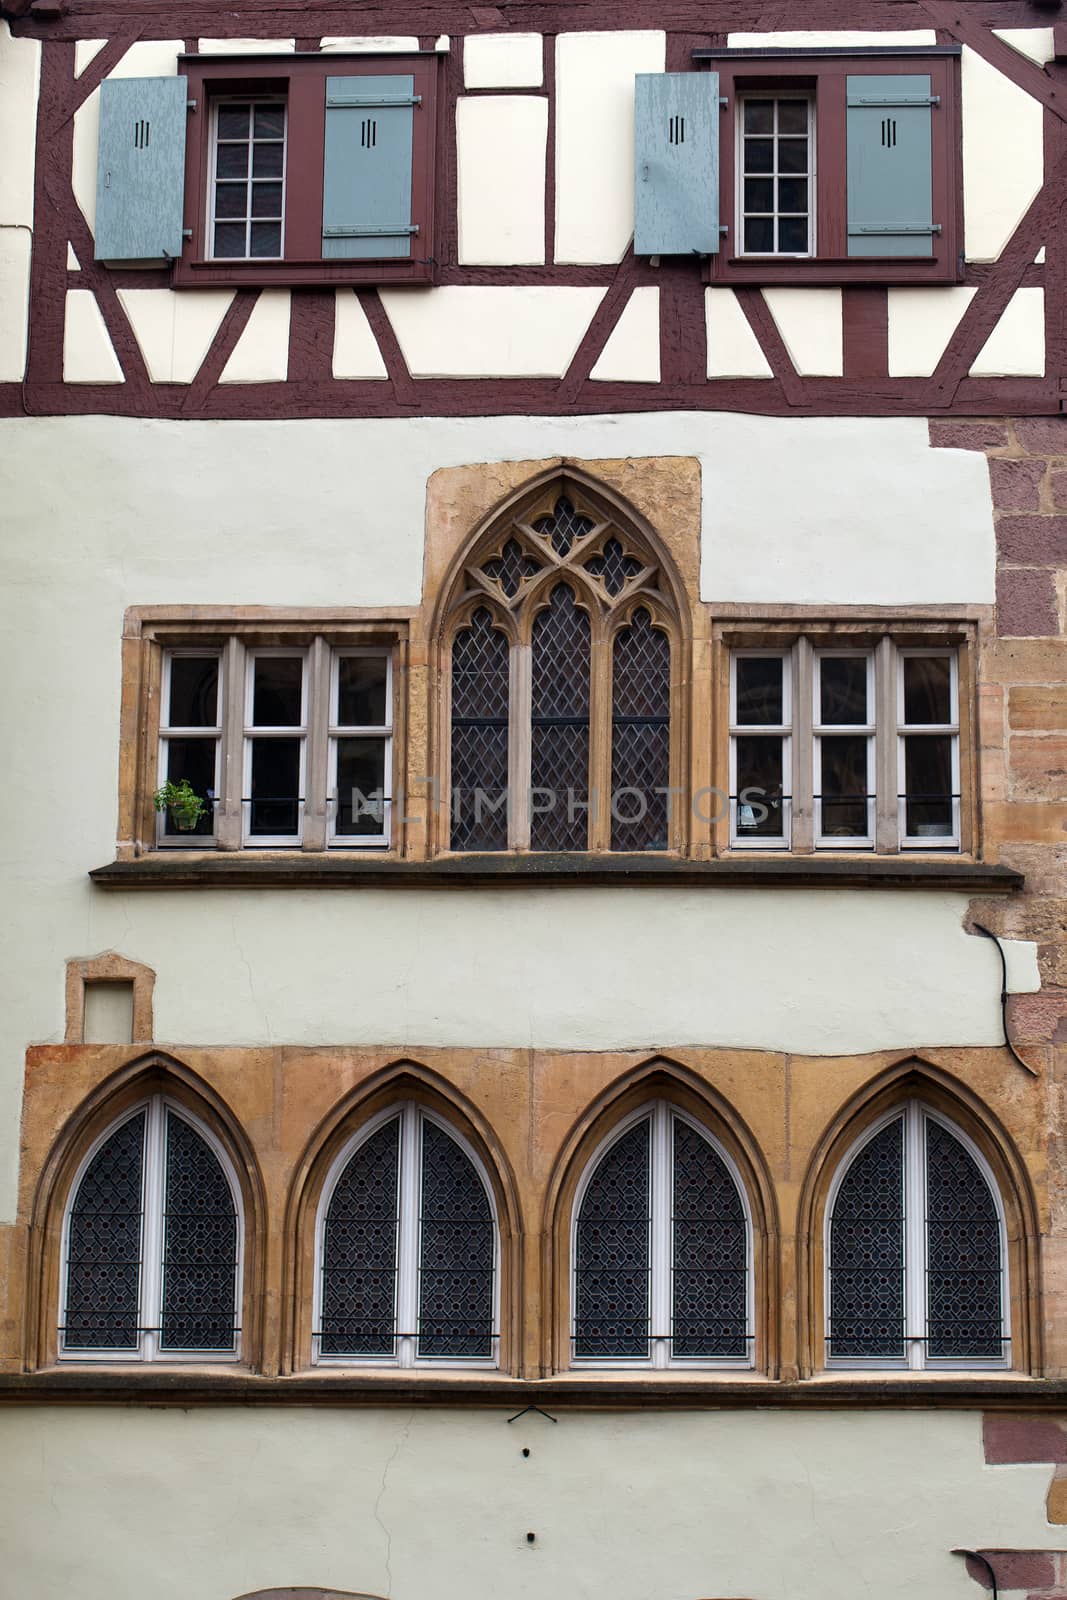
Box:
[0,1407,1057,1600]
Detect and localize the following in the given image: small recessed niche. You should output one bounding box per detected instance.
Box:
[82,980,135,1045]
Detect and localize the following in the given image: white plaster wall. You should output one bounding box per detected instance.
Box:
[887,287,977,378]
[320,36,421,52]
[589,286,660,382]
[971,286,1046,377]
[0,1408,1059,1600]
[117,289,234,384]
[464,32,543,88]
[727,30,937,47]
[706,288,773,379]
[0,411,1003,1219]
[219,291,290,383]
[379,287,604,377]
[74,38,107,77]
[333,290,388,379]
[0,23,40,228]
[197,38,295,53]
[62,289,124,382]
[71,40,183,238]
[457,97,547,266]
[0,229,31,382]
[762,289,844,377]
[555,31,666,264]
[962,46,1045,262]
[994,27,1056,65]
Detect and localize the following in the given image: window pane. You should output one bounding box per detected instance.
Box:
[252,656,303,726]
[904,735,954,838]
[777,100,808,135]
[451,609,510,852]
[335,738,387,836]
[251,182,283,218]
[530,585,591,851]
[337,655,388,726]
[736,736,785,837]
[250,222,282,257]
[161,737,216,837]
[778,216,810,253]
[820,735,870,838]
[249,737,301,836]
[903,656,952,725]
[743,99,774,134]
[819,657,868,725]
[64,1111,145,1350]
[925,1120,1003,1359]
[828,1118,905,1359]
[744,177,774,213]
[778,139,809,174]
[777,177,808,213]
[253,105,284,139]
[735,657,783,726]
[215,142,248,180]
[216,105,250,140]
[252,141,284,179]
[611,609,670,851]
[214,183,247,220]
[417,1120,495,1359]
[744,217,774,253]
[744,137,774,173]
[672,1119,747,1358]
[160,1112,238,1352]
[167,656,218,729]
[213,222,246,258]
[320,1118,400,1356]
[574,1119,651,1359]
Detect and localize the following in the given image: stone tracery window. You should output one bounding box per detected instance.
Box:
[444,485,681,853]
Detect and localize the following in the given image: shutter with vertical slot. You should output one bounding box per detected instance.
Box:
[846,74,938,258]
[322,75,418,260]
[634,71,719,256]
[95,77,188,262]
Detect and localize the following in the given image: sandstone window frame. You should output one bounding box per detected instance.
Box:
[721,622,975,857]
[435,475,691,856]
[120,612,410,858]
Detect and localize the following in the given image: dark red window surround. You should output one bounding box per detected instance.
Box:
[698,48,962,287]
[174,52,441,289]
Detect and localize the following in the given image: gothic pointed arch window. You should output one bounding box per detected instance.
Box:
[825,1101,1009,1368]
[59,1095,243,1361]
[570,1102,753,1368]
[443,482,683,853]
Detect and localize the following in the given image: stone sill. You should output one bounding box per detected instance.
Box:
[89,854,1024,893]
[0,1370,1050,1409]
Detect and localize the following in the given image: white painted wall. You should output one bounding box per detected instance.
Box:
[319,37,421,53]
[962,46,1045,262]
[762,289,843,377]
[333,290,388,379]
[379,286,604,377]
[457,97,548,266]
[706,289,773,379]
[0,1408,1058,1600]
[589,286,660,382]
[117,289,234,384]
[464,32,543,88]
[887,287,977,378]
[219,291,290,384]
[0,229,31,382]
[554,31,665,264]
[0,24,39,228]
[62,289,124,383]
[993,27,1056,64]
[971,287,1046,377]
[727,30,937,47]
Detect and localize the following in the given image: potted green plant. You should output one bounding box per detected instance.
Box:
[153,778,208,833]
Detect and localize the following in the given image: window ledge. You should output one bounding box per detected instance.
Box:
[88,854,1023,892]
[0,1369,1049,1409]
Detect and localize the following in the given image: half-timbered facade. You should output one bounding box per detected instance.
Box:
[4,4,1067,1599]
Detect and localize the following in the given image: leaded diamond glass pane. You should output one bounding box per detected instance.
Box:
[925,1119,1003,1359]
[585,538,643,597]
[451,609,510,851]
[159,1112,238,1352]
[530,586,591,851]
[828,1118,905,1359]
[64,1111,145,1350]
[672,1119,748,1358]
[320,1117,400,1356]
[482,539,543,598]
[532,496,594,557]
[574,1119,651,1358]
[611,609,670,851]
[417,1120,495,1358]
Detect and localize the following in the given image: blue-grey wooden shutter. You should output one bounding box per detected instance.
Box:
[94,77,188,262]
[846,74,938,258]
[322,75,418,260]
[634,71,719,256]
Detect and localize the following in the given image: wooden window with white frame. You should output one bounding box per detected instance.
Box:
[825,1101,1009,1371]
[313,1103,499,1368]
[149,633,397,853]
[59,1095,243,1364]
[728,638,964,855]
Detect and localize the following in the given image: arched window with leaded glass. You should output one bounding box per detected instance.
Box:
[825,1101,1009,1369]
[313,1104,499,1367]
[570,1103,753,1368]
[443,481,683,853]
[59,1096,242,1361]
